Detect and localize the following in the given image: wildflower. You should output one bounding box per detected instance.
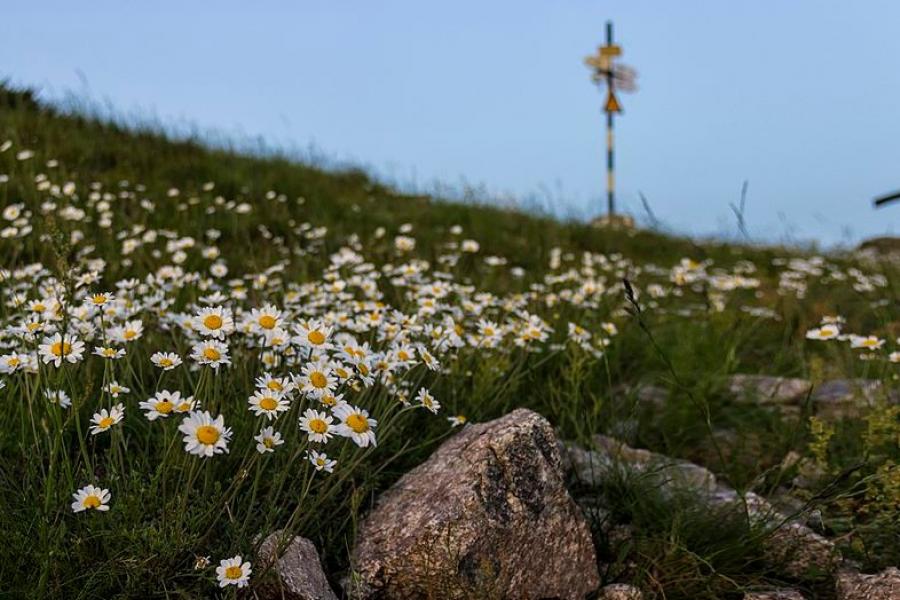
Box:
[299,408,334,443]
[90,404,125,435]
[806,325,840,340]
[94,346,125,360]
[249,304,282,331]
[39,333,85,367]
[447,415,467,427]
[254,426,284,453]
[215,555,251,588]
[140,390,186,421]
[0,353,24,374]
[889,351,900,363]
[71,484,110,512]
[299,360,336,398]
[255,373,293,395]
[295,320,332,350]
[151,351,182,370]
[850,335,885,350]
[103,381,130,397]
[197,306,234,339]
[45,389,72,408]
[247,389,290,420]
[333,404,377,447]
[179,411,232,457]
[87,292,115,307]
[191,340,231,369]
[415,387,441,414]
[109,319,144,343]
[309,450,337,473]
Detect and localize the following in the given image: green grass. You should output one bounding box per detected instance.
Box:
[0,83,897,599]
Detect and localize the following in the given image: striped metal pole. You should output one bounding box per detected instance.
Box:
[605,21,615,216]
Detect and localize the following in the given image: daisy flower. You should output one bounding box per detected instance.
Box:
[151,351,182,371]
[249,304,282,332]
[849,335,885,350]
[254,426,284,454]
[294,319,332,350]
[447,415,467,427]
[196,306,234,339]
[109,319,144,343]
[179,411,232,457]
[890,351,900,363]
[44,389,72,408]
[93,346,126,360]
[299,408,334,443]
[298,360,336,398]
[191,340,231,369]
[86,292,115,307]
[215,555,251,588]
[39,333,85,367]
[333,404,377,447]
[308,450,337,473]
[415,387,441,414]
[71,484,111,512]
[103,381,130,397]
[255,373,294,395]
[139,390,185,421]
[247,389,290,420]
[0,353,24,374]
[89,404,125,435]
[806,325,840,340]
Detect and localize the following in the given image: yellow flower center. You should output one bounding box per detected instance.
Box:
[124,330,137,340]
[98,417,114,429]
[346,413,369,433]
[309,418,327,433]
[51,341,72,357]
[266,380,283,391]
[159,358,173,367]
[259,397,278,411]
[196,425,220,445]
[397,351,409,361]
[225,565,243,579]
[6,357,20,366]
[263,437,275,448]
[357,363,369,376]
[310,372,327,388]
[307,330,326,345]
[155,401,173,414]
[258,315,276,329]
[92,294,108,305]
[82,495,101,509]
[204,315,223,330]
[33,303,46,313]
[203,347,221,361]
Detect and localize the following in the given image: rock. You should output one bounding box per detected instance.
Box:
[568,437,839,580]
[256,531,337,600]
[727,375,812,405]
[568,434,718,495]
[350,408,600,599]
[744,590,806,600]
[811,379,896,419]
[598,583,644,599]
[836,567,900,599]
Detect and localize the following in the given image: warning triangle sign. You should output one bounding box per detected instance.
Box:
[605,90,622,113]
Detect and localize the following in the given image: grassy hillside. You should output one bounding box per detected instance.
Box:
[0,83,897,599]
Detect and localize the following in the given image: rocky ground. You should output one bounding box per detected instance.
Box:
[252,373,900,599]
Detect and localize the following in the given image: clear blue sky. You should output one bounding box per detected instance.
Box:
[3,1,899,245]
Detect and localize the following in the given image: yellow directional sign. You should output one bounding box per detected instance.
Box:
[605,90,622,113]
[600,44,621,57]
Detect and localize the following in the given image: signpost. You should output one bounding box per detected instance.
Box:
[585,22,637,218]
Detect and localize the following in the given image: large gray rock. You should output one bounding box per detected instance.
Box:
[836,567,900,599]
[350,408,600,599]
[727,375,812,405]
[256,531,337,600]
[811,379,896,419]
[568,437,839,581]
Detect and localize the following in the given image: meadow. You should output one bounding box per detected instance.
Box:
[0,84,898,599]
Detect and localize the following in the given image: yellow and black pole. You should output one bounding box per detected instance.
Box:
[605,21,617,216]
[584,21,630,219]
